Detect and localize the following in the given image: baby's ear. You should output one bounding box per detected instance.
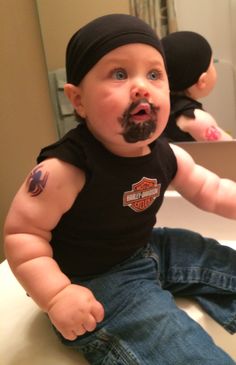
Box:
[64,83,86,118]
[196,72,207,90]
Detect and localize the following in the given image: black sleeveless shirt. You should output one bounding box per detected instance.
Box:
[162,95,204,142]
[37,124,177,278]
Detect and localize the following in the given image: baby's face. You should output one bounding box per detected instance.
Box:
[75,43,170,156]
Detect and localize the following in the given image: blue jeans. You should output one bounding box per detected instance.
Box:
[56,227,236,364]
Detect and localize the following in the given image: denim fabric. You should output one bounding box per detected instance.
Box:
[57,227,236,364]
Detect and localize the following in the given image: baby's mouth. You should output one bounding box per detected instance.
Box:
[129,103,152,122]
[119,99,158,143]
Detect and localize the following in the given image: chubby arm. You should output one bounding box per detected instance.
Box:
[177,108,233,141]
[4,158,104,340]
[170,144,236,219]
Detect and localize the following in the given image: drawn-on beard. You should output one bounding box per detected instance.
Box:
[119,98,158,143]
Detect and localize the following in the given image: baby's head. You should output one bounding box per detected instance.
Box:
[161,31,213,93]
[66,13,165,86]
[65,14,170,146]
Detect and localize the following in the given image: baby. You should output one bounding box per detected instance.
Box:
[4,14,236,365]
[161,30,233,142]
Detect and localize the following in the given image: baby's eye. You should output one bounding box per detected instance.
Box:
[112,69,127,80]
[147,70,161,80]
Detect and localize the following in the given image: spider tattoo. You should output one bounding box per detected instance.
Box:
[27,166,49,197]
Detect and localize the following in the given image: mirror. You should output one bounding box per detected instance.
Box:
[36,0,236,141]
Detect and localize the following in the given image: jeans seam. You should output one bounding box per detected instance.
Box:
[95,330,141,365]
[167,266,236,291]
[223,314,236,334]
[107,338,141,365]
[143,246,162,286]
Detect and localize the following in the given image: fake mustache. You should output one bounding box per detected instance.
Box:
[119,98,158,143]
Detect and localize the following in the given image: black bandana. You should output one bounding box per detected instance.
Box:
[162,31,212,91]
[66,13,165,85]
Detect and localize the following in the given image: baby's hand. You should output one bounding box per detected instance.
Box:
[47,284,104,340]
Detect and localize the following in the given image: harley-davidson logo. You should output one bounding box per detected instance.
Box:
[123,177,161,212]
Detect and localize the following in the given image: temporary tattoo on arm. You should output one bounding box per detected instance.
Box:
[205,126,221,141]
[27,165,49,197]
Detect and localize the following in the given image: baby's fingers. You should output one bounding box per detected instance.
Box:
[92,300,105,323]
[62,326,86,341]
[83,314,97,332]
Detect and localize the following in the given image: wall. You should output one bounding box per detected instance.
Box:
[231,0,236,75]
[0,0,57,262]
[37,0,130,70]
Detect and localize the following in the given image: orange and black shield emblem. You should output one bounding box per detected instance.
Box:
[123,177,161,212]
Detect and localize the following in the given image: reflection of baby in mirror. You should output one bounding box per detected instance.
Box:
[161,31,233,142]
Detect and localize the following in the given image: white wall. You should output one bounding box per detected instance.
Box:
[174,0,236,137]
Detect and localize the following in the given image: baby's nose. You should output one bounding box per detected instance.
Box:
[131,84,150,100]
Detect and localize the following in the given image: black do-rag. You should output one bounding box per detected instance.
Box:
[66,13,165,85]
[161,31,212,92]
